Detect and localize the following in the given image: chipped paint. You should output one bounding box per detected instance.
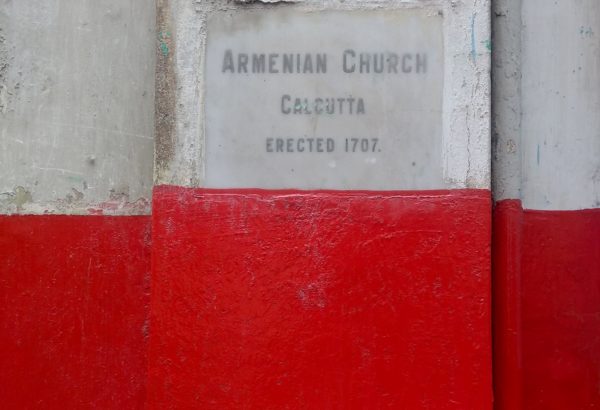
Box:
[482,38,492,52]
[158,30,171,56]
[579,26,594,38]
[11,186,32,212]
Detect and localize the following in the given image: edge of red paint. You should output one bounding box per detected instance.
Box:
[153,184,488,197]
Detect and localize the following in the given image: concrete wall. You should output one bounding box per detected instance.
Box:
[0,0,155,215]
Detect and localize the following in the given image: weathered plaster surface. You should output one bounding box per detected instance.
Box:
[155,0,491,190]
[0,1,156,215]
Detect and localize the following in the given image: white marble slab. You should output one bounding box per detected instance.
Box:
[205,9,444,190]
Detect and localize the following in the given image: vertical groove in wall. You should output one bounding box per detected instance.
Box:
[492,1,523,408]
[492,199,524,410]
[154,0,177,184]
[491,0,522,202]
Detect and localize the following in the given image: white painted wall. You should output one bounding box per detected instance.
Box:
[521,0,599,210]
[494,0,600,210]
[0,0,155,215]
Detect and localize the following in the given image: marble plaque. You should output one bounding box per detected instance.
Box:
[205,9,444,189]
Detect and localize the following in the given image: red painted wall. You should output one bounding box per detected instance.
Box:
[492,200,523,410]
[522,208,600,409]
[494,201,600,410]
[5,193,594,409]
[148,186,492,409]
[0,216,151,409]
